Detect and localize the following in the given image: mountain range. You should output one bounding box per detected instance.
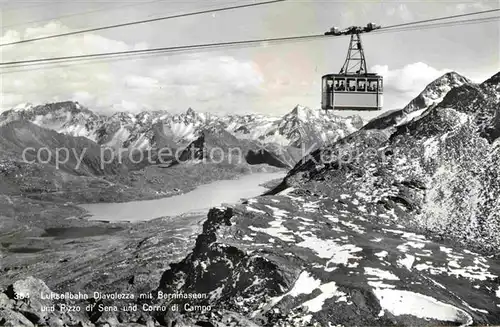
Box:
[0,103,363,153]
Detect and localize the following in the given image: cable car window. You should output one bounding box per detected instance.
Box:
[357,79,366,92]
[378,79,383,91]
[347,78,356,91]
[367,80,378,92]
[334,78,346,91]
[333,79,339,91]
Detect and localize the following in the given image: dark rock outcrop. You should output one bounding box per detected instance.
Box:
[245,149,290,168]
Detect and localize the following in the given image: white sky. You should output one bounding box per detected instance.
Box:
[0,0,499,120]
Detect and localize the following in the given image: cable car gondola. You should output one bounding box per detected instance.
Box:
[322,23,383,111]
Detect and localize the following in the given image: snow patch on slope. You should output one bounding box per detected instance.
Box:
[373,289,473,325]
[300,281,347,312]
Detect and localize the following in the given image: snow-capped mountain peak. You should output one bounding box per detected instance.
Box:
[364,71,475,130]
[288,104,319,121]
[0,101,101,134]
[403,71,472,114]
[12,102,34,112]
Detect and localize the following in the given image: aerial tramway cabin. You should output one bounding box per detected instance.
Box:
[321,73,383,111]
[321,23,384,111]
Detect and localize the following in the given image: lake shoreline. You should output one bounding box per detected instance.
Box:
[15,163,287,206]
[79,171,287,222]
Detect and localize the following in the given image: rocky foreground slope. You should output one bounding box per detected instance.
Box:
[2,190,499,326]
[1,71,500,327]
[153,195,500,326]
